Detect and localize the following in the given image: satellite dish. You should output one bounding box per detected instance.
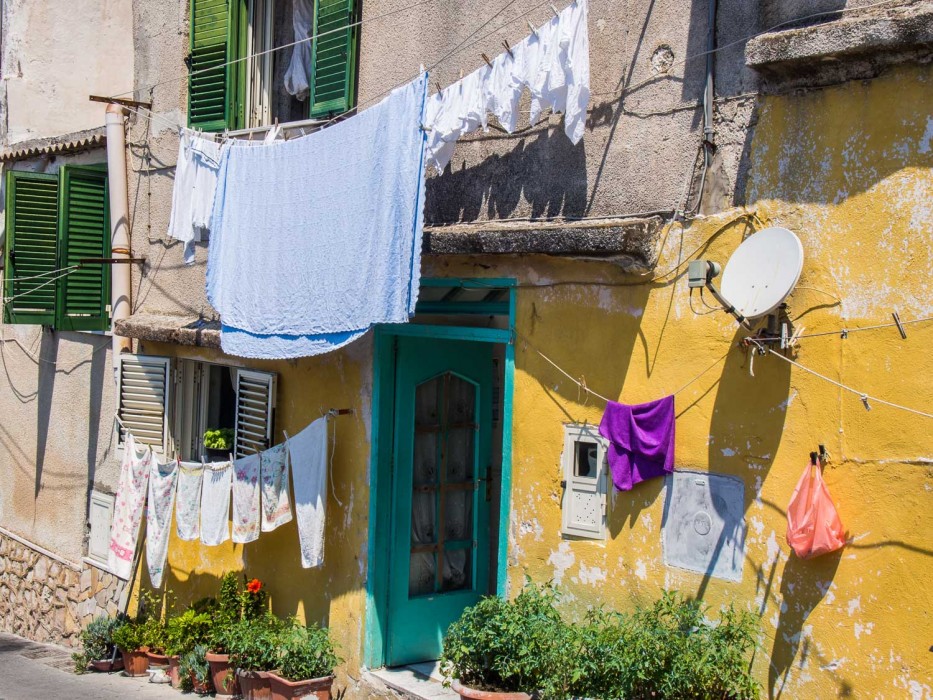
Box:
[719,227,803,319]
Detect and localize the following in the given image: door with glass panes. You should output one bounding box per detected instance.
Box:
[387,337,492,665]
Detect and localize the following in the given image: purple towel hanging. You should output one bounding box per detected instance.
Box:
[598,395,676,491]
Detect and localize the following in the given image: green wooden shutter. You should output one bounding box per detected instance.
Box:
[56,166,111,331]
[189,0,237,131]
[309,0,358,117]
[3,171,60,325]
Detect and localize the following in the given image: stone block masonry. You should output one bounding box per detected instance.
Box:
[0,531,125,647]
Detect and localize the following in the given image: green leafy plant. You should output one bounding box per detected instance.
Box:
[441,582,576,698]
[572,590,760,700]
[203,428,234,450]
[277,620,340,682]
[71,614,127,672]
[166,608,212,657]
[112,621,147,652]
[227,614,287,672]
[209,572,243,652]
[179,644,213,693]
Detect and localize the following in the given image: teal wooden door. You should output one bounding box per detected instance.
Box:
[387,336,493,665]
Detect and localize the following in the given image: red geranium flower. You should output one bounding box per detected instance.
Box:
[247,578,262,594]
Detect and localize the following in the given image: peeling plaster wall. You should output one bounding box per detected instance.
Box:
[0,0,134,145]
[432,63,931,699]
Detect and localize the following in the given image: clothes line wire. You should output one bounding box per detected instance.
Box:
[765,348,933,420]
[2,267,82,305]
[750,315,933,342]
[2,265,81,284]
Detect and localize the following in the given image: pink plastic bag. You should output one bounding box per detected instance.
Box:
[786,459,846,559]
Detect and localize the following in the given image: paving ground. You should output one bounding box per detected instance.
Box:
[0,632,181,699]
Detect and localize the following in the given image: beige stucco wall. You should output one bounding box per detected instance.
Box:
[1,0,135,144]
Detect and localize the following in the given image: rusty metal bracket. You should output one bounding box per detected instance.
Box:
[89,95,153,110]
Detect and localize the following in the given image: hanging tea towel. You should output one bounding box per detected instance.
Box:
[599,395,676,491]
[260,443,293,532]
[146,458,178,588]
[200,462,232,546]
[175,462,204,541]
[287,418,328,568]
[108,434,154,580]
[232,452,261,544]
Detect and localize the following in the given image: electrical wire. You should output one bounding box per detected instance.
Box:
[766,348,933,420]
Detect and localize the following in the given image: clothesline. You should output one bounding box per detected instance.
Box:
[752,314,933,341]
[2,267,82,305]
[764,348,933,420]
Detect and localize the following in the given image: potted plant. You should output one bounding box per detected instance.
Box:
[180,644,214,694]
[228,614,286,699]
[204,428,235,460]
[441,583,575,700]
[268,622,340,700]
[165,607,213,688]
[112,620,150,677]
[207,573,267,696]
[71,614,126,673]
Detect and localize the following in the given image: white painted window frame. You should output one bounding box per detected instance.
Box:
[560,423,609,540]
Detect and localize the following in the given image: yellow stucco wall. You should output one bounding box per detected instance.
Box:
[134,63,931,699]
[482,63,932,699]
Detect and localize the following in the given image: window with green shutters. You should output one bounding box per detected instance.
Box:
[2,167,111,331]
[187,0,358,130]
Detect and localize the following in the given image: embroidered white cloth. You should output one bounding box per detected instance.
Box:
[167,132,222,264]
[424,0,590,172]
[200,462,232,546]
[287,418,329,568]
[146,458,178,588]
[108,434,153,580]
[283,0,315,100]
[260,443,293,532]
[232,453,261,544]
[175,462,203,541]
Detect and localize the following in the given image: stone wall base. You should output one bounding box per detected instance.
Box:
[0,532,125,647]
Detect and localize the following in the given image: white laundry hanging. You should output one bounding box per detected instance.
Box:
[167,131,222,264]
[108,434,153,580]
[232,452,261,544]
[284,0,315,100]
[146,458,178,588]
[175,461,204,541]
[200,461,232,546]
[424,0,590,173]
[287,417,329,568]
[260,443,293,532]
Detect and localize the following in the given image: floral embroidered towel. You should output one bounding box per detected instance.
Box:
[146,458,178,588]
[108,434,153,580]
[260,443,293,532]
[200,462,232,546]
[175,462,203,541]
[232,453,261,544]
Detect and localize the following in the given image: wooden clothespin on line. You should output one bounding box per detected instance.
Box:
[550,4,560,18]
[502,39,514,59]
[528,20,539,37]
[481,53,494,69]
[892,310,907,339]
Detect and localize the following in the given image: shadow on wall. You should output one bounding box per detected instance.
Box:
[34,330,59,498]
[424,126,587,224]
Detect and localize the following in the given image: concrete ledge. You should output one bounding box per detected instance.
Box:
[746,4,933,88]
[423,216,664,270]
[115,314,221,349]
[0,127,107,162]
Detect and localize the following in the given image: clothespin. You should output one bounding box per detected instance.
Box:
[809,451,818,467]
[420,63,426,73]
[818,444,829,465]
[459,68,464,79]
[481,53,493,69]
[550,4,560,18]
[527,20,539,37]
[283,430,290,444]
[840,328,848,339]
[780,323,788,350]
[502,39,514,58]
[228,452,234,465]
[860,394,872,411]
[892,310,907,339]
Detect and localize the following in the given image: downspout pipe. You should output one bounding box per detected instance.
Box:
[105,103,131,375]
[703,0,717,144]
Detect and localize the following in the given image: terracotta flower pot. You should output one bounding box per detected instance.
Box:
[268,672,334,700]
[89,657,124,673]
[206,651,241,696]
[120,649,150,677]
[147,650,170,667]
[189,671,212,695]
[238,669,275,700]
[451,680,532,700]
[167,655,182,688]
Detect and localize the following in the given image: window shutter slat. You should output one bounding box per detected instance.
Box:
[189,0,236,131]
[117,354,172,456]
[3,171,60,325]
[234,369,276,458]
[309,0,357,117]
[56,166,110,331]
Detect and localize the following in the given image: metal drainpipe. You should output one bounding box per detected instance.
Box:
[703,0,717,144]
[105,103,132,375]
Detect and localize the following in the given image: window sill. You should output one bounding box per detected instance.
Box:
[226,116,334,140]
[82,556,117,576]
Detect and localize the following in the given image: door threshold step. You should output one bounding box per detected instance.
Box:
[368,663,459,700]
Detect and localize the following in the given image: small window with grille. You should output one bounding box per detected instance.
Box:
[560,424,609,540]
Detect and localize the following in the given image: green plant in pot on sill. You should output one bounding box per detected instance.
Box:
[441,581,576,700]
[268,620,341,700]
[112,621,150,677]
[71,614,127,673]
[204,428,235,459]
[227,614,287,699]
[179,644,213,694]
